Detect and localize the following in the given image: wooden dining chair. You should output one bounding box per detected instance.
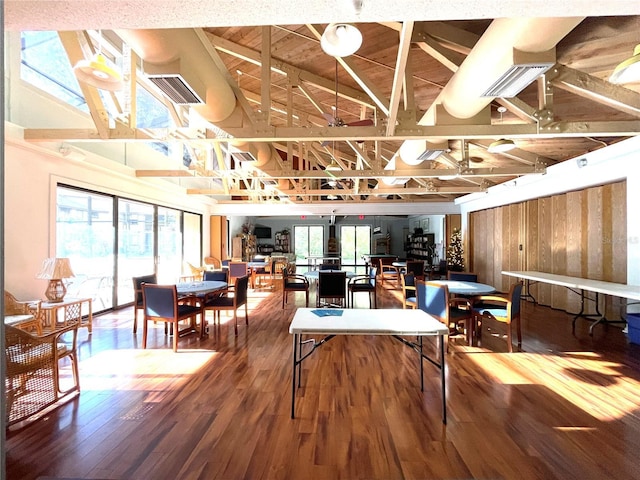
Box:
[132,273,157,334]
[417,281,475,350]
[203,274,250,335]
[228,261,249,287]
[447,271,479,282]
[401,273,417,309]
[141,284,204,352]
[282,267,310,309]
[405,260,426,280]
[472,282,523,353]
[348,266,377,308]
[379,257,399,287]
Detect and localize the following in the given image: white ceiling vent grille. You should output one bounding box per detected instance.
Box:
[230,152,257,163]
[481,64,553,98]
[147,74,204,104]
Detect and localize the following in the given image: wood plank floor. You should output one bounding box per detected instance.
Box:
[6,281,640,480]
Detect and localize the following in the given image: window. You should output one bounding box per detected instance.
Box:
[340,225,371,271]
[20,31,173,143]
[56,185,201,313]
[293,225,324,267]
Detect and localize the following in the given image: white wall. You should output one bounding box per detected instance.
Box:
[4,130,215,300]
[457,135,640,292]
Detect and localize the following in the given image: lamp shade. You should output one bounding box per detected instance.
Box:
[325,159,341,171]
[74,53,123,91]
[37,258,75,303]
[609,44,640,85]
[321,23,362,57]
[36,258,76,280]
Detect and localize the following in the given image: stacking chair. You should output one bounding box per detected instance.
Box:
[401,273,417,309]
[228,261,249,287]
[203,270,229,282]
[417,281,475,350]
[5,322,81,428]
[253,258,274,288]
[472,282,523,353]
[379,257,399,286]
[447,271,479,282]
[405,260,425,281]
[319,262,341,271]
[317,271,347,308]
[348,266,377,308]
[203,274,250,335]
[141,284,204,352]
[132,273,157,334]
[282,267,310,308]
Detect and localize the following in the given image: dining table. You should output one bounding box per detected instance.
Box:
[176,280,228,296]
[428,280,496,296]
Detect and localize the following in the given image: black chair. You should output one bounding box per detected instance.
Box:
[141,284,204,352]
[447,272,479,282]
[132,273,157,334]
[203,270,228,282]
[472,282,523,353]
[282,267,310,309]
[405,260,425,280]
[319,262,341,271]
[203,274,250,335]
[317,271,347,308]
[348,266,377,308]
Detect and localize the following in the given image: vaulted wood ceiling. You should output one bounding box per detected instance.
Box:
[6,2,640,207]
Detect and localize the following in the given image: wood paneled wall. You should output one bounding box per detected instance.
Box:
[469,181,627,319]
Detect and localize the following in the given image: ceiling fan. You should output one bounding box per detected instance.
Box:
[321,59,373,146]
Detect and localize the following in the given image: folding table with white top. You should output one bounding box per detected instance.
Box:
[289,307,449,423]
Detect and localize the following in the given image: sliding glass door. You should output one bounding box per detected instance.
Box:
[340,225,371,271]
[57,187,115,311]
[117,199,155,306]
[56,185,201,313]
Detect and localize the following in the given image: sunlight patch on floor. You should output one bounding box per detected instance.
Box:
[79,348,217,391]
[467,351,640,421]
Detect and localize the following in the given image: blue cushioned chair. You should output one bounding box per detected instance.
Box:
[203,274,250,335]
[417,281,475,349]
[141,284,204,352]
[472,282,523,352]
[401,273,417,309]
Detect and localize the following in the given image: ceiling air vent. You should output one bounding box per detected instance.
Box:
[416,149,446,162]
[147,74,204,105]
[481,64,553,98]
[230,151,257,163]
[481,48,555,98]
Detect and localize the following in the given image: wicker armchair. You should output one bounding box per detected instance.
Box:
[5,322,80,428]
[4,290,42,335]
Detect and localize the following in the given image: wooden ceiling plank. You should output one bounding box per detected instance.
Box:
[549,64,640,118]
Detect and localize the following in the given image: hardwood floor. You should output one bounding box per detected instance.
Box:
[6,281,640,479]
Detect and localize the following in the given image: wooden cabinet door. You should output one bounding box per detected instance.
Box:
[210,215,228,260]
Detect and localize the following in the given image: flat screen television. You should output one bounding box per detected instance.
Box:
[254,226,272,238]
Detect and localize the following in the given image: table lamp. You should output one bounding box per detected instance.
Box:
[36,258,75,303]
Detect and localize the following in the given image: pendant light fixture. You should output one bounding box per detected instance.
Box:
[321,23,362,57]
[73,31,123,91]
[609,44,640,85]
[488,107,516,154]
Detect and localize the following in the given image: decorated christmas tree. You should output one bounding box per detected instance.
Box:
[447,228,464,271]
